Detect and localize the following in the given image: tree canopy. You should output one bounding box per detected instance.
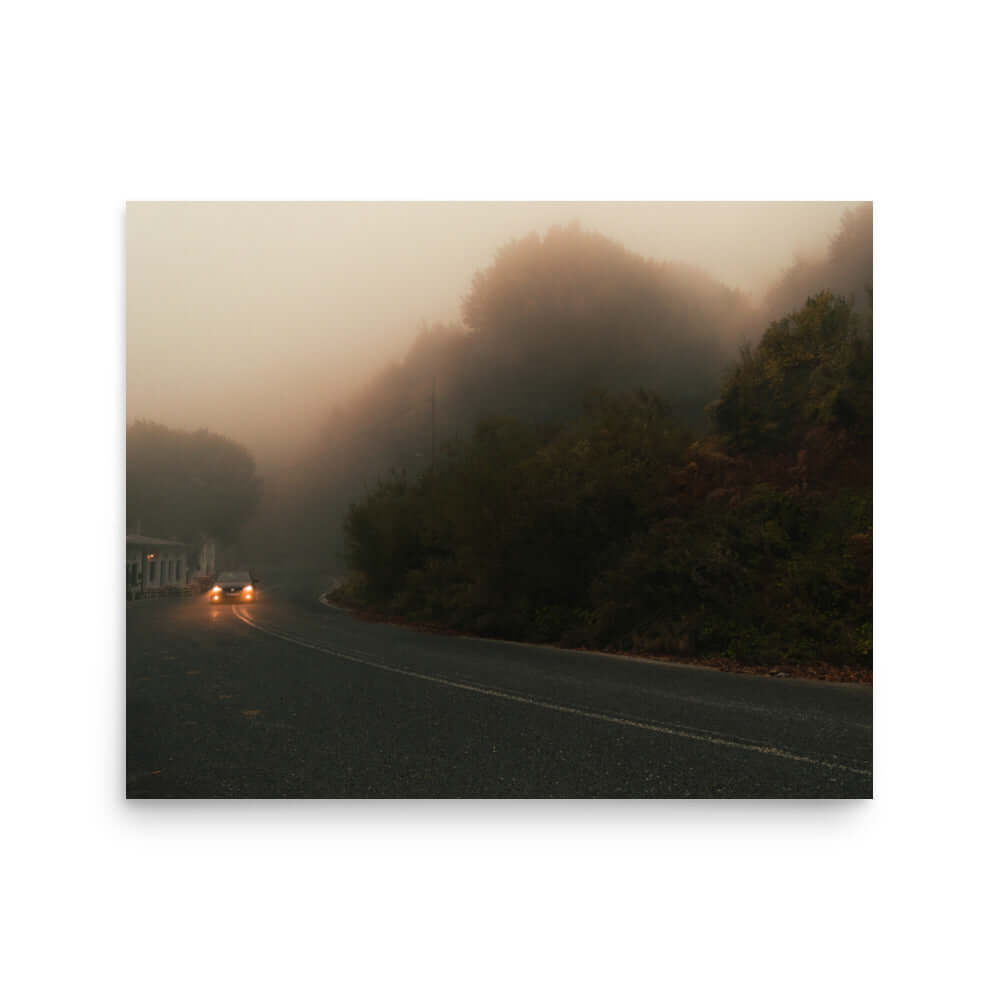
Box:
[761,204,873,321]
[337,292,873,671]
[278,223,755,566]
[457,223,750,425]
[127,421,260,545]
[712,290,873,455]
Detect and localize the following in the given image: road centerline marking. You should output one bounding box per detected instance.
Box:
[232,606,871,777]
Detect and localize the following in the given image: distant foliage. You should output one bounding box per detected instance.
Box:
[761,204,873,321]
[127,421,260,544]
[338,295,873,670]
[458,223,750,425]
[262,215,873,604]
[283,224,754,565]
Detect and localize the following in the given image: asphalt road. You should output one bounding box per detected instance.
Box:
[126,570,873,797]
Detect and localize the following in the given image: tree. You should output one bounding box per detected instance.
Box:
[761,204,873,322]
[126,421,260,544]
[459,223,749,427]
[711,291,872,454]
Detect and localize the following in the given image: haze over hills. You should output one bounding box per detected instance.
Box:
[126,202,867,471]
[125,202,873,674]
[245,206,872,567]
[127,203,873,579]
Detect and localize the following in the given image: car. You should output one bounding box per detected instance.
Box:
[208,569,258,603]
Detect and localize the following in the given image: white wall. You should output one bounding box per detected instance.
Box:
[126,545,187,595]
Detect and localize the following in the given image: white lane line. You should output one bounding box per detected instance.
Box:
[232,607,871,777]
[303,600,872,734]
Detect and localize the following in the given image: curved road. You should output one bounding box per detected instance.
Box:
[126,571,873,797]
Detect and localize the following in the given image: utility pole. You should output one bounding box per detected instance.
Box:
[430,376,436,470]
[429,377,437,545]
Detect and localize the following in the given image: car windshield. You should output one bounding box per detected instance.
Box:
[218,571,250,582]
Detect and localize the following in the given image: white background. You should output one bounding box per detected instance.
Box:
[3,2,998,997]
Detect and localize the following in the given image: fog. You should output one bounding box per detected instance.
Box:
[127,202,864,470]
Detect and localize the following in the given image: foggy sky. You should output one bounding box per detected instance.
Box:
[126,202,863,469]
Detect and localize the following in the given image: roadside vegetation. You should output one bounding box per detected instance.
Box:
[333,290,872,674]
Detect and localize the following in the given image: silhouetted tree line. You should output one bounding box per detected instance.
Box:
[270,224,754,563]
[127,421,260,546]
[257,207,873,587]
[336,291,873,669]
[759,203,873,322]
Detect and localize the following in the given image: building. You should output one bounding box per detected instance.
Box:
[196,539,217,580]
[126,534,190,599]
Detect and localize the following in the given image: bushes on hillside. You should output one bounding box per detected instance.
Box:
[711,290,872,455]
[338,293,873,670]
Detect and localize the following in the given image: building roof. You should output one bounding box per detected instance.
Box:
[126,534,188,549]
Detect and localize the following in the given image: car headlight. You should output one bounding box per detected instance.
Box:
[210,584,222,593]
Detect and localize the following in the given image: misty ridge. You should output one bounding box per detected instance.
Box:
[245,205,871,566]
[126,204,873,678]
[126,204,872,670]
